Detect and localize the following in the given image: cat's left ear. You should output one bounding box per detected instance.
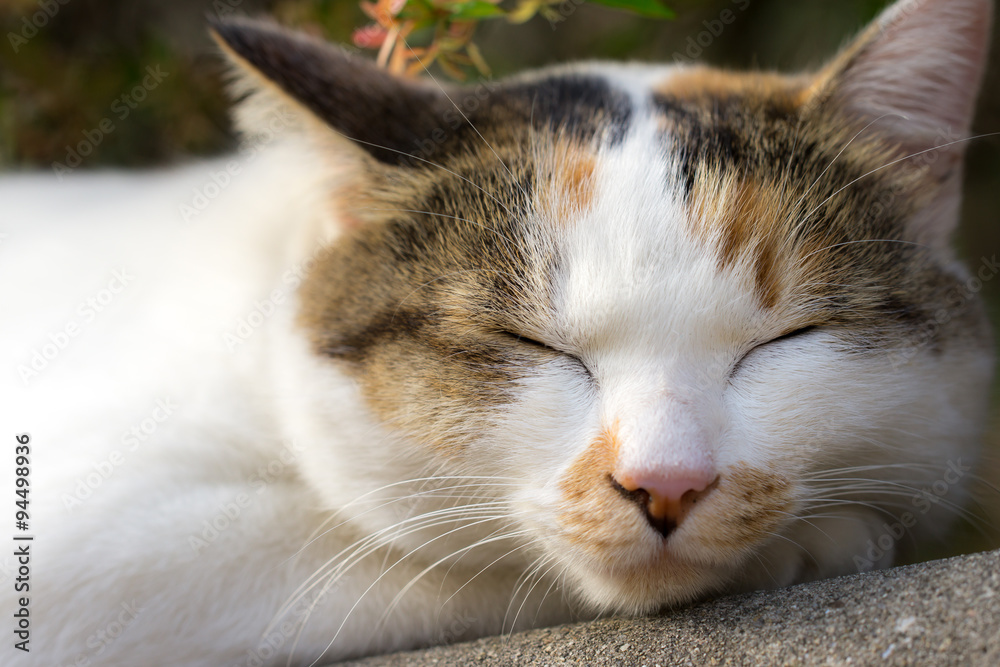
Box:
[808,0,993,241]
[209,17,454,166]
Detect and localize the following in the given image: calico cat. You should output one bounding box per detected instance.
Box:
[1,0,994,664]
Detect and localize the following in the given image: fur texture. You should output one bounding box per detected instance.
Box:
[0,0,994,664]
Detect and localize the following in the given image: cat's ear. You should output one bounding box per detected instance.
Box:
[812,0,991,141]
[209,17,453,166]
[807,0,993,243]
[809,0,993,159]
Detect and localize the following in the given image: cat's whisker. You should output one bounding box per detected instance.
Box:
[375,531,536,638]
[769,509,839,544]
[803,478,980,517]
[531,559,566,627]
[968,473,1000,499]
[304,514,525,666]
[270,503,514,633]
[805,462,946,477]
[772,530,825,572]
[300,505,512,590]
[793,132,1000,254]
[324,510,512,598]
[397,34,532,207]
[506,558,564,638]
[502,553,558,638]
[501,552,549,634]
[287,511,519,667]
[788,511,868,523]
[805,477,942,489]
[803,487,938,500]
[760,528,813,555]
[325,133,518,220]
[438,532,541,609]
[436,519,532,588]
[800,495,988,533]
[298,504,516,600]
[283,478,519,567]
[797,497,901,519]
[745,549,783,588]
[361,207,512,242]
[340,476,518,511]
[784,112,906,234]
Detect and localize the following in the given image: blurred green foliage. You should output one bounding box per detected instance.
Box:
[348,1,670,80]
[0,0,923,169]
[0,0,898,169]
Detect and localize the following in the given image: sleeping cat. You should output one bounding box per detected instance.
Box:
[1,0,994,664]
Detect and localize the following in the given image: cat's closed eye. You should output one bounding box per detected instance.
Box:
[730,325,818,378]
[501,331,555,353]
[502,331,593,376]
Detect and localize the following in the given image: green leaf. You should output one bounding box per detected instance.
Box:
[449,1,506,19]
[585,0,674,19]
[399,1,432,20]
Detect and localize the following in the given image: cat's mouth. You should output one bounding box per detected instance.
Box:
[544,467,793,613]
[552,461,793,584]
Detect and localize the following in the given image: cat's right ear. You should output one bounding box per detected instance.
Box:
[209,17,454,166]
[808,0,992,142]
[804,0,993,245]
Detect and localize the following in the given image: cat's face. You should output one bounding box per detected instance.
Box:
[215,0,994,615]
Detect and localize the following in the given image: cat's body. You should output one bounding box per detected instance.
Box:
[1,149,553,664]
[1,0,995,665]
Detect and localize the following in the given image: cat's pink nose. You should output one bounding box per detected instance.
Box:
[611,468,719,538]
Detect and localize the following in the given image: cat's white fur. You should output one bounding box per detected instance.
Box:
[1,0,994,664]
[0,149,484,664]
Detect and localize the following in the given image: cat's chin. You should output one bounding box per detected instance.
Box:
[553,547,735,615]
[563,503,913,614]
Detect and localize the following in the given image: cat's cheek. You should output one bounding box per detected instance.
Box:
[738,508,897,591]
[726,330,990,577]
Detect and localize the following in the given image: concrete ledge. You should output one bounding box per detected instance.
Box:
[342,549,1000,666]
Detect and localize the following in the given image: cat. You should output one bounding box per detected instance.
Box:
[0,0,994,664]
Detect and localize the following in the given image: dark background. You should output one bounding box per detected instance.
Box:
[2,0,998,558]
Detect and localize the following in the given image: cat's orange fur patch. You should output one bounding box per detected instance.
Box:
[540,143,597,225]
[656,67,810,108]
[689,172,787,309]
[560,423,620,502]
[556,422,645,551]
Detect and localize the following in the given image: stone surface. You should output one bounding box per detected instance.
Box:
[339,549,1000,666]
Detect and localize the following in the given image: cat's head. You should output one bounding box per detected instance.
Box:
[214,0,994,614]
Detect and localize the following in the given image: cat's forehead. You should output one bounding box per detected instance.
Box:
[453,64,921,328]
[307,62,942,364]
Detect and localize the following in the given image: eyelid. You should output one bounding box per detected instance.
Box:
[765,325,818,346]
[503,331,594,379]
[729,325,818,378]
[503,331,558,352]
